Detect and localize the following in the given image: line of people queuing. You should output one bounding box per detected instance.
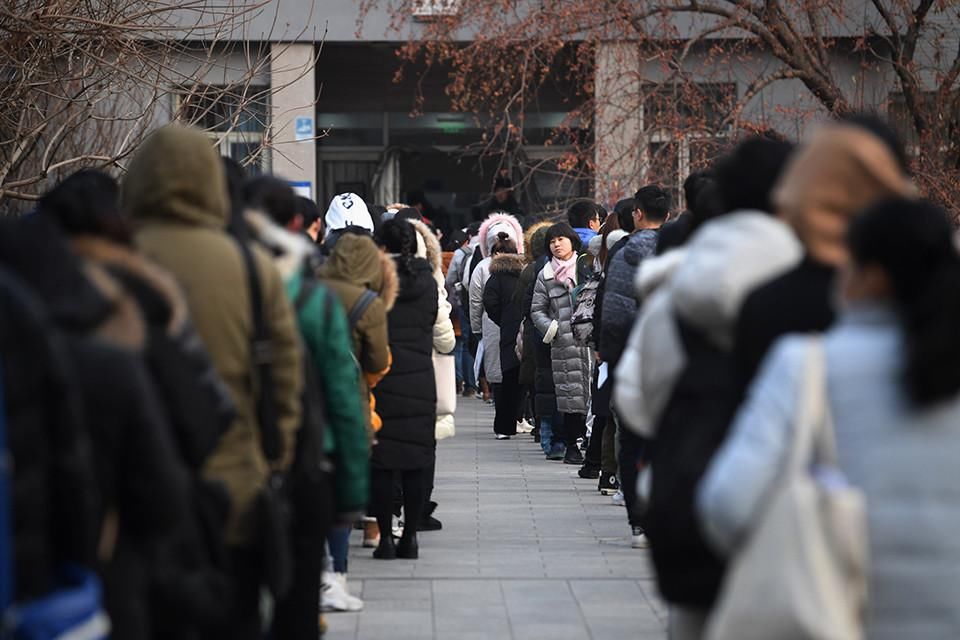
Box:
[448,113,960,639]
[0,124,460,639]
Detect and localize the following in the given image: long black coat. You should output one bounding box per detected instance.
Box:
[522,255,557,418]
[482,253,526,374]
[0,217,189,638]
[0,268,98,602]
[372,257,438,471]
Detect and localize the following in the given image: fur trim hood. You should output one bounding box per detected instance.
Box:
[478,212,524,258]
[407,218,442,275]
[70,235,189,336]
[378,251,399,312]
[489,252,526,276]
[245,209,317,281]
[524,221,552,260]
[323,231,398,311]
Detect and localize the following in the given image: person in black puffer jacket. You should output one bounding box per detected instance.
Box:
[482,234,526,438]
[370,219,438,561]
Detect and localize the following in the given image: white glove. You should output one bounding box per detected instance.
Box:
[543,319,559,344]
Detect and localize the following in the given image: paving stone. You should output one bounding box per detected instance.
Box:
[327,397,666,639]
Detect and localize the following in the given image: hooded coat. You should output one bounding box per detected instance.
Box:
[372,256,439,470]
[320,232,395,432]
[126,125,303,546]
[482,253,526,373]
[530,256,594,415]
[469,213,524,383]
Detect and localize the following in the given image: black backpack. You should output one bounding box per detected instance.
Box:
[646,316,744,608]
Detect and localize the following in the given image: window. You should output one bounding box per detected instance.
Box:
[411,0,460,20]
[174,85,270,174]
[642,83,735,208]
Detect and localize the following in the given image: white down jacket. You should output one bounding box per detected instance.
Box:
[614,211,804,436]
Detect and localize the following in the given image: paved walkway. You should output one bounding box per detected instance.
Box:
[326,397,667,640]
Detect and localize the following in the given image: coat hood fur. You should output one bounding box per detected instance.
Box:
[378,251,399,312]
[245,210,317,281]
[489,252,526,276]
[70,235,189,336]
[407,219,442,275]
[524,221,552,261]
[478,213,524,258]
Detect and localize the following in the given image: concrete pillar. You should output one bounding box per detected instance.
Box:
[270,43,317,199]
[593,42,643,208]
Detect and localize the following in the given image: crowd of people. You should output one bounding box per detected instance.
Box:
[446,113,960,640]
[2,110,959,640]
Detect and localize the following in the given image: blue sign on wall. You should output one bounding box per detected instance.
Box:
[295,116,314,142]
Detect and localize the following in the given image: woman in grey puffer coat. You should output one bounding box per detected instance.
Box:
[530,222,592,465]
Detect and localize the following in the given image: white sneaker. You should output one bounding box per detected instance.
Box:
[321,572,364,612]
[516,419,533,433]
[631,527,649,549]
[610,490,625,507]
[495,433,511,440]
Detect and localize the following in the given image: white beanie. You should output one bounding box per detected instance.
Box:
[325,193,374,237]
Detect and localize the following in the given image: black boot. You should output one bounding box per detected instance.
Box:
[373,532,396,559]
[418,501,442,531]
[563,446,584,466]
[396,533,419,559]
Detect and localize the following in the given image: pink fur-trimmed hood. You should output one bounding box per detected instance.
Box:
[478,212,524,258]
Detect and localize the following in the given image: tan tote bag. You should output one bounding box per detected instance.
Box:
[705,339,868,640]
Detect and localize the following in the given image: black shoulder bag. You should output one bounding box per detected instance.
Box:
[236,239,294,601]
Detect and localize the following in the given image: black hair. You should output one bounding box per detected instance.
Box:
[295,196,321,226]
[39,169,130,243]
[445,228,469,251]
[634,185,672,222]
[467,221,482,237]
[689,179,725,231]
[614,198,637,232]
[395,207,422,222]
[490,232,518,256]
[543,222,582,256]
[367,204,386,233]
[375,218,418,273]
[713,137,795,214]
[683,170,713,212]
[243,176,297,227]
[566,200,602,229]
[221,157,249,240]
[847,198,960,407]
[839,112,910,175]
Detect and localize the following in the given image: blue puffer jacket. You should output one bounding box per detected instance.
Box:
[599,229,658,364]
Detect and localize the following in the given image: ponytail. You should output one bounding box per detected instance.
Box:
[375,218,417,274]
[848,199,960,407]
